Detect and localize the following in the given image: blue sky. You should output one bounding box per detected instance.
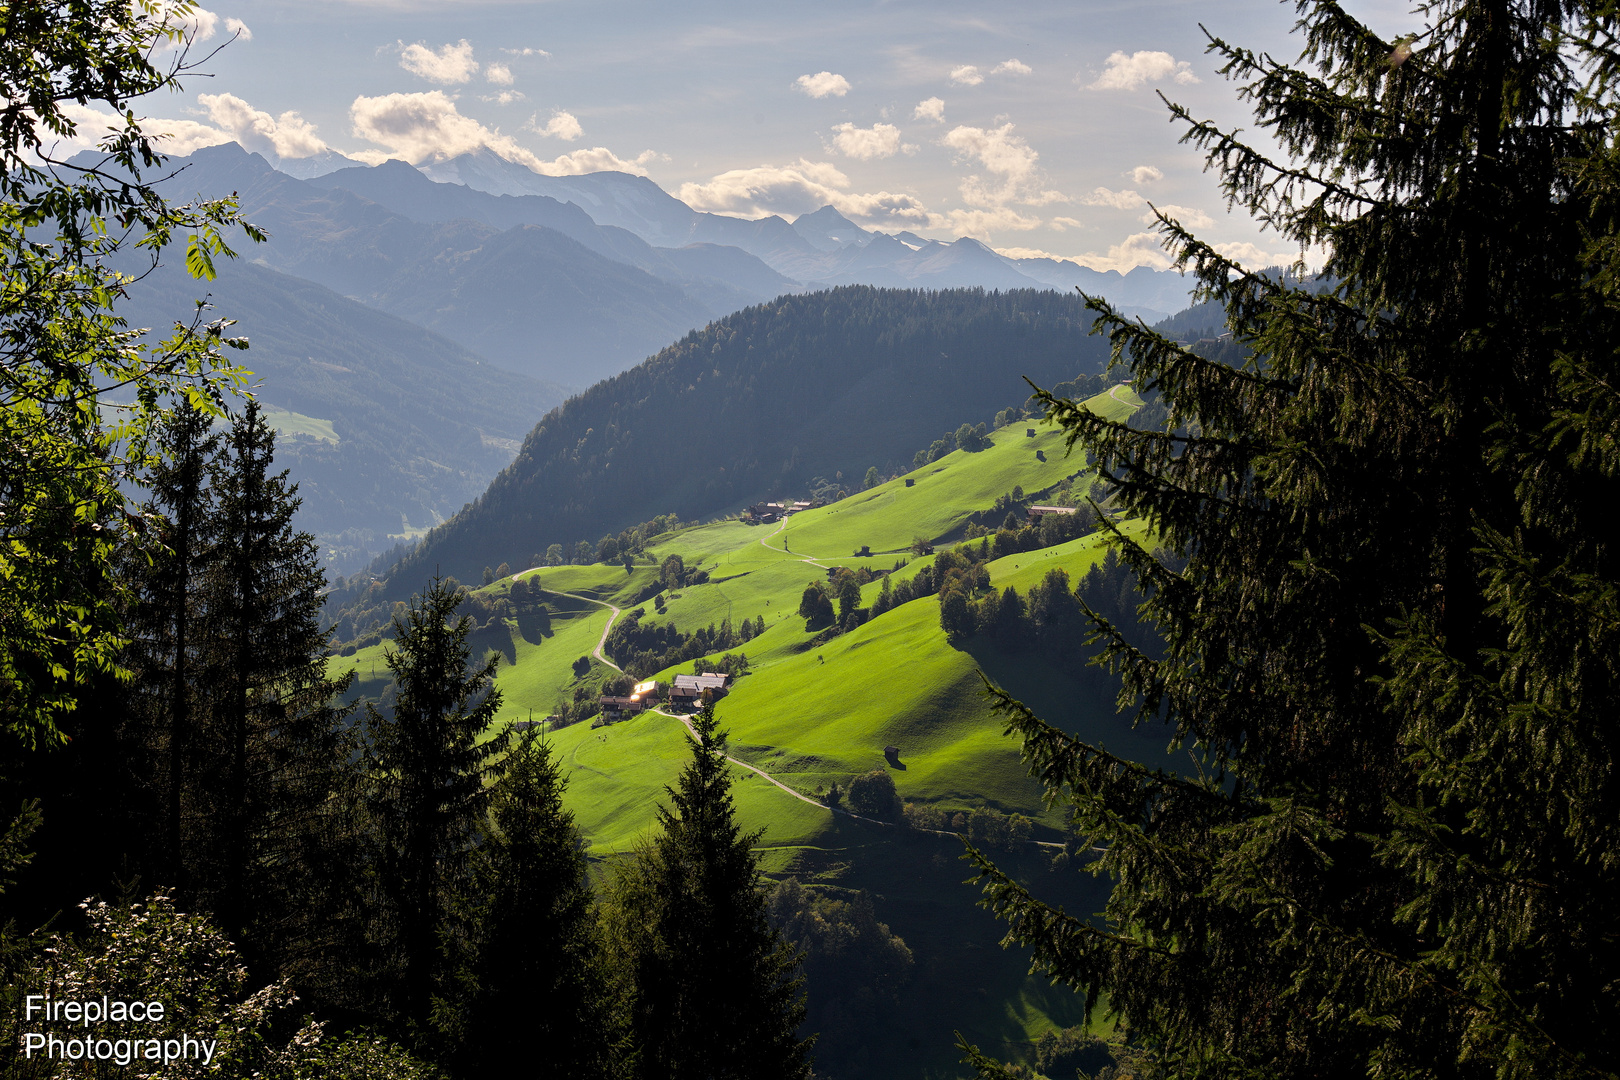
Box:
[71,0,1421,270]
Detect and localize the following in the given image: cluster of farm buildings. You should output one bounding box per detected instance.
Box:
[743,499,826,524]
[596,672,732,724]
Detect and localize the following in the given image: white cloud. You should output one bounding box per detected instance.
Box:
[199,92,327,159]
[944,207,1041,239]
[482,91,527,105]
[1084,51,1199,91]
[830,122,901,161]
[913,97,945,123]
[1130,164,1163,183]
[678,159,932,227]
[1083,186,1146,209]
[58,100,245,156]
[485,63,514,86]
[49,102,219,156]
[224,16,251,41]
[351,91,491,160]
[1073,231,1174,272]
[150,118,235,155]
[950,65,984,86]
[794,71,851,98]
[153,3,219,48]
[992,59,1033,75]
[349,91,653,175]
[527,110,583,140]
[399,40,479,84]
[1051,216,1083,231]
[994,246,1065,260]
[501,47,551,57]
[1213,241,1295,267]
[942,123,1058,207]
[539,146,661,175]
[1146,204,1213,228]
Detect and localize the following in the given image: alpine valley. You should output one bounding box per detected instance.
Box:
[107,143,1194,575]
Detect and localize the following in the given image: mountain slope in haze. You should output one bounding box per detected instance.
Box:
[137,145,725,387]
[421,150,823,259]
[418,150,1194,313]
[306,158,798,319]
[115,255,563,572]
[369,286,1112,600]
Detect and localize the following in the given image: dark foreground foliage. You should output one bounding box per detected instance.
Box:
[963,3,1620,1079]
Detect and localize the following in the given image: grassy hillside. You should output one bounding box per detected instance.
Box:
[327,390,1158,1078]
[331,389,1165,844]
[766,390,1140,561]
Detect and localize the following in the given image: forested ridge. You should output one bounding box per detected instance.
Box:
[368,286,1111,603]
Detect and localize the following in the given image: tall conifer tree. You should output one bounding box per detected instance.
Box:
[121,400,218,890]
[440,731,611,1078]
[363,578,507,1030]
[606,707,811,1080]
[962,3,1620,1078]
[200,400,357,964]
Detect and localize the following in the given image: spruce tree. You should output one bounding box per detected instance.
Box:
[121,400,219,891]
[962,3,1620,1079]
[606,707,811,1080]
[363,577,507,1030]
[441,731,611,1078]
[199,400,357,966]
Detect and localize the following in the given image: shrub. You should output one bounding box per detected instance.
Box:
[847,770,900,820]
[965,807,1034,851]
[903,802,948,831]
[6,895,432,1080]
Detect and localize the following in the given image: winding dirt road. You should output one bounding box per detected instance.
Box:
[523,570,1066,850]
[530,585,623,671]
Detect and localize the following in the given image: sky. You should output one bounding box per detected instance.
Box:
[70,0,1424,272]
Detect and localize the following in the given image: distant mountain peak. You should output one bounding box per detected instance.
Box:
[791,205,872,252]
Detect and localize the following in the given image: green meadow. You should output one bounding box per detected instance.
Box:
[335,393,1153,1072]
[260,406,339,444]
[333,390,1168,852]
[427,391,1162,848]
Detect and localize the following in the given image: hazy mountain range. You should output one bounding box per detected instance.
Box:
[97,142,1195,572]
[419,149,1195,315]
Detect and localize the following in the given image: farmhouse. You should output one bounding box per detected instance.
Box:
[745,497,827,523]
[667,671,731,711]
[597,695,647,721]
[1026,505,1078,524]
[674,672,731,693]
